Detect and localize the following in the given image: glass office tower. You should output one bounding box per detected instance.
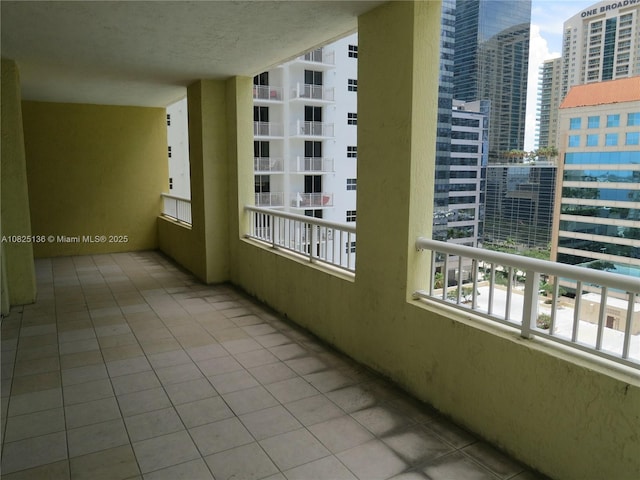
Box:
[454,0,531,164]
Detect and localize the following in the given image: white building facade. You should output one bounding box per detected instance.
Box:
[253,34,358,225]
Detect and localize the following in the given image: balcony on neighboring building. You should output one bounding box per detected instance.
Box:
[254,157,285,173]
[253,121,284,138]
[290,120,334,138]
[290,83,335,103]
[297,47,335,68]
[252,84,283,102]
[290,192,333,209]
[254,191,285,207]
[290,156,334,173]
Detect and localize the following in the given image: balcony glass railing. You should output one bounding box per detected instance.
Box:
[245,206,355,272]
[291,120,334,137]
[290,157,334,173]
[253,85,283,101]
[414,238,640,369]
[254,157,284,173]
[290,192,333,208]
[161,193,192,225]
[300,48,335,66]
[253,122,283,137]
[290,83,335,102]
[254,192,284,207]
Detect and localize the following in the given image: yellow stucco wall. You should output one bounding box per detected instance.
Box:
[22,101,167,257]
[1,59,37,309]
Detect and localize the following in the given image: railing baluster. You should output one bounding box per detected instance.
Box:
[522,270,539,339]
[505,267,513,322]
[572,281,582,343]
[622,292,634,359]
[548,280,559,335]
[596,287,608,351]
[488,262,495,316]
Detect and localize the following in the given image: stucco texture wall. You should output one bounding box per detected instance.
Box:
[22,101,167,257]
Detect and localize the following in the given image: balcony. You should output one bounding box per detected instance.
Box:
[253,121,284,138]
[2,250,542,479]
[297,48,335,68]
[290,192,333,209]
[290,83,335,103]
[254,157,285,173]
[253,85,283,102]
[4,3,638,479]
[290,156,334,173]
[255,192,284,207]
[290,120,334,138]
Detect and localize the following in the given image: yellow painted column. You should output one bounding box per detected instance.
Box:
[356,0,440,304]
[225,76,253,268]
[187,79,231,283]
[1,59,36,309]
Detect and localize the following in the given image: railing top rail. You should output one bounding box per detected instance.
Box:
[246,205,356,234]
[161,193,191,202]
[416,237,640,295]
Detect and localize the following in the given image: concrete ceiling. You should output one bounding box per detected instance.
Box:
[1,0,384,107]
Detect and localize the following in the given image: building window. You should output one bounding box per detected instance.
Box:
[605,133,618,146]
[345,241,356,253]
[346,210,356,222]
[628,113,640,126]
[347,113,357,125]
[346,178,357,191]
[569,118,581,130]
[568,135,580,147]
[586,134,599,147]
[626,132,639,145]
[348,79,358,92]
[347,146,357,158]
[606,114,620,127]
[587,116,599,129]
[348,45,358,58]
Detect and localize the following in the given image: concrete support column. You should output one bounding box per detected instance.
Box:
[225,76,254,265]
[187,80,230,283]
[356,1,440,302]
[1,59,36,312]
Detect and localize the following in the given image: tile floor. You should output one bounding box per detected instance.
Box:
[1,251,547,479]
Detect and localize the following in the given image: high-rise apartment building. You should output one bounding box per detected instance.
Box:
[561,1,639,100]
[552,76,640,280]
[252,34,358,225]
[536,58,562,150]
[453,0,531,163]
[537,0,639,149]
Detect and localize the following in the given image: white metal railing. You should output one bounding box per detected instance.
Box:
[414,238,640,369]
[245,206,355,272]
[290,157,334,173]
[253,85,283,101]
[254,122,283,137]
[161,193,192,225]
[291,83,335,102]
[290,192,333,208]
[255,192,284,207]
[292,120,334,137]
[254,157,284,173]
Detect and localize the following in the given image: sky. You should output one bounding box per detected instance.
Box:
[524,0,598,150]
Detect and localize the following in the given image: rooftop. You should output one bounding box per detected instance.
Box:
[560,76,640,109]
